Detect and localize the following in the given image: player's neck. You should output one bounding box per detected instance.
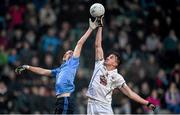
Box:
[105,65,116,71]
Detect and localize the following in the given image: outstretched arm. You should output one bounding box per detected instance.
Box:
[119,85,156,111]
[73,18,98,58]
[95,17,104,60]
[15,65,52,76]
[73,28,93,58]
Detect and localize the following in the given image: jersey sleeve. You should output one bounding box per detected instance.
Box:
[51,68,58,77]
[68,56,80,69]
[113,74,126,88]
[94,59,104,69]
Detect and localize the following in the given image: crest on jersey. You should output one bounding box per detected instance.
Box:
[100,75,107,86]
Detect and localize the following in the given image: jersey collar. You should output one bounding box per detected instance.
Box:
[108,69,117,73]
[104,66,118,73]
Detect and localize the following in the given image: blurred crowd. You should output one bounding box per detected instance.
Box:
[0,0,180,114]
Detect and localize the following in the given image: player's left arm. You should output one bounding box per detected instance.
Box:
[95,16,104,61]
[119,84,156,111]
[73,18,98,58]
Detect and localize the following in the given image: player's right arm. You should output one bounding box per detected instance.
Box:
[95,16,104,61]
[15,65,52,76]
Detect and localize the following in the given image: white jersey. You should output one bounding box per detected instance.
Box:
[86,59,126,105]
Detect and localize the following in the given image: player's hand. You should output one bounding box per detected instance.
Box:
[97,15,104,27]
[89,18,98,30]
[15,65,29,74]
[146,102,156,111]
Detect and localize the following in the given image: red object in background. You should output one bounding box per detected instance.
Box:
[146,96,160,106]
[8,5,25,29]
[156,77,162,88]
[143,96,160,112]
[0,36,8,47]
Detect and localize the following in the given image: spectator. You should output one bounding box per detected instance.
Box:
[32,0,48,11]
[14,87,31,113]
[127,58,147,83]
[8,48,19,66]
[0,81,13,113]
[7,4,25,30]
[118,30,129,50]
[0,30,9,49]
[163,30,179,68]
[39,4,56,26]
[139,81,150,98]
[0,45,8,66]
[163,30,179,51]
[40,28,61,55]
[144,89,161,113]
[131,30,145,51]
[156,69,169,90]
[43,53,53,69]
[171,64,180,89]
[165,82,180,113]
[24,30,37,49]
[9,29,23,48]
[146,55,159,80]
[145,32,160,53]
[19,42,33,64]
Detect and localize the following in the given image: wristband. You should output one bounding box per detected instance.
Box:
[23,65,30,69]
[147,102,151,107]
[26,65,30,69]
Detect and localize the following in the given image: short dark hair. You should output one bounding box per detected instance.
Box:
[106,51,121,67]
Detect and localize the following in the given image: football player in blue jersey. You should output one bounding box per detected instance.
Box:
[15,18,99,114]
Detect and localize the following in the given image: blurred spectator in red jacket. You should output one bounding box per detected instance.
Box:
[144,89,161,113]
[7,4,25,30]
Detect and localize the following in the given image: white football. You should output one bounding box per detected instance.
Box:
[90,3,105,17]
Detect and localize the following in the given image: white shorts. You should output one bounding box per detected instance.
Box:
[87,98,113,115]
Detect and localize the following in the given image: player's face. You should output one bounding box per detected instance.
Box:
[104,54,118,68]
[63,50,73,61]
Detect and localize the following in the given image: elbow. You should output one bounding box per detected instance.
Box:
[95,43,101,48]
[95,40,102,48]
[95,44,98,48]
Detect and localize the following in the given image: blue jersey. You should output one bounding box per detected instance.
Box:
[51,56,79,95]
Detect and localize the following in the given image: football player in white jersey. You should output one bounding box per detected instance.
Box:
[86,16,156,114]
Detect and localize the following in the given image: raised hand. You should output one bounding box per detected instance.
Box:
[97,15,104,27]
[15,65,29,74]
[89,18,98,30]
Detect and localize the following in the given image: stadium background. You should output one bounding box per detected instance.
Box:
[0,0,180,114]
